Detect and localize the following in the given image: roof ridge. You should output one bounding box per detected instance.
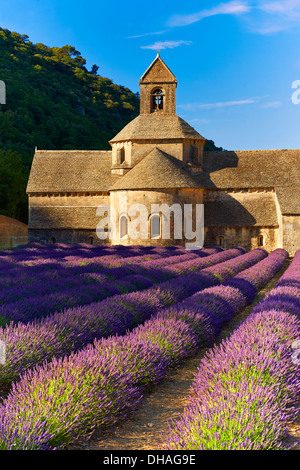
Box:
[34,150,112,154]
[204,149,300,154]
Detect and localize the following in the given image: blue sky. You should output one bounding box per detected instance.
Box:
[1,0,300,150]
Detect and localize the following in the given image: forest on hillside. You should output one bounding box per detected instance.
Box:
[0,27,222,224]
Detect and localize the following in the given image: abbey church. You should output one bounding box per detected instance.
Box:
[26,53,300,255]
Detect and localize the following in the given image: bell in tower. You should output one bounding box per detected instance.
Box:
[139,51,177,115]
[109,52,205,173]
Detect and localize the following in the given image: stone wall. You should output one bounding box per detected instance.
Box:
[139,83,176,115]
[131,141,183,165]
[108,188,204,247]
[28,229,107,245]
[28,193,110,244]
[204,226,279,252]
[281,215,300,256]
[0,215,28,248]
[27,188,285,252]
[111,139,205,171]
[203,189,280,252]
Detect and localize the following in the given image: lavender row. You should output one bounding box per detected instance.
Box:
[0,248,286,450]
[0,250,198,302]
[249,249,300,317]
[0,246,214,291]
[0,243,157,267]
[0,247,219,286]
[0,247,261,393]
[161,250,299,450]
[0,248,188,288]
[0,243,181,261]
[0,248,234,325]
[0,243,186,260]
[0,246,195,285]
[0,244,189,279]
[153,248,288,352]
[0,248,220,324]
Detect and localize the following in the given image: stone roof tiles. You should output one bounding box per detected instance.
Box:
[26,148,300,221]
[109,114,205,143]
[204,191,279,227]
[275,186,300,215]
[202,149,300,188]
[109,147,201,190]
[26,150,118,193]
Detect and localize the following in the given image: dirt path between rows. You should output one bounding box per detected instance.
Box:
[68,259,300,451]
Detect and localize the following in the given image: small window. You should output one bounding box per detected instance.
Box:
[191,145,198,163]
[152,89,164,112]
[116,147,125,165]
[88,236,94,245]
[120,215,128,238]
[150,214,161,239]
[216,236,224,248]
[49,237,56,244]
[258,235,264,247]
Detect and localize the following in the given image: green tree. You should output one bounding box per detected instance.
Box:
[90,64,99,75]
[0,150,28,221]
[0,26,223,224]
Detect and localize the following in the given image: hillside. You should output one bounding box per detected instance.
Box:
[0,27,222,224]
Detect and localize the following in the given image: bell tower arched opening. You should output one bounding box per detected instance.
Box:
[151,88,164,113]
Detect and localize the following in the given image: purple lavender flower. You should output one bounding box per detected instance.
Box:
[0,247,289,450]
[161,250,300,451]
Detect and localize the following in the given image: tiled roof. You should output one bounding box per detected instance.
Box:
[275,186,300,214]
[202,149,300,188]
[26,150,118,193]
[26,148,300,222]
[204,191,279,227]
[109,147,201,190]
[109,114,205,142]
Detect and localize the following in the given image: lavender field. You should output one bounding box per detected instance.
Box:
[0,242,298,450]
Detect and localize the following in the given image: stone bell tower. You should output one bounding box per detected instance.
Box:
[139,51,177,115]
[109,52,205,174]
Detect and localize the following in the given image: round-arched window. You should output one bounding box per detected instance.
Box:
[216,236,224,248]
[150,214,161,239]
[258,234,264,247]
[120,215,128,238]
[49,236,56,244]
